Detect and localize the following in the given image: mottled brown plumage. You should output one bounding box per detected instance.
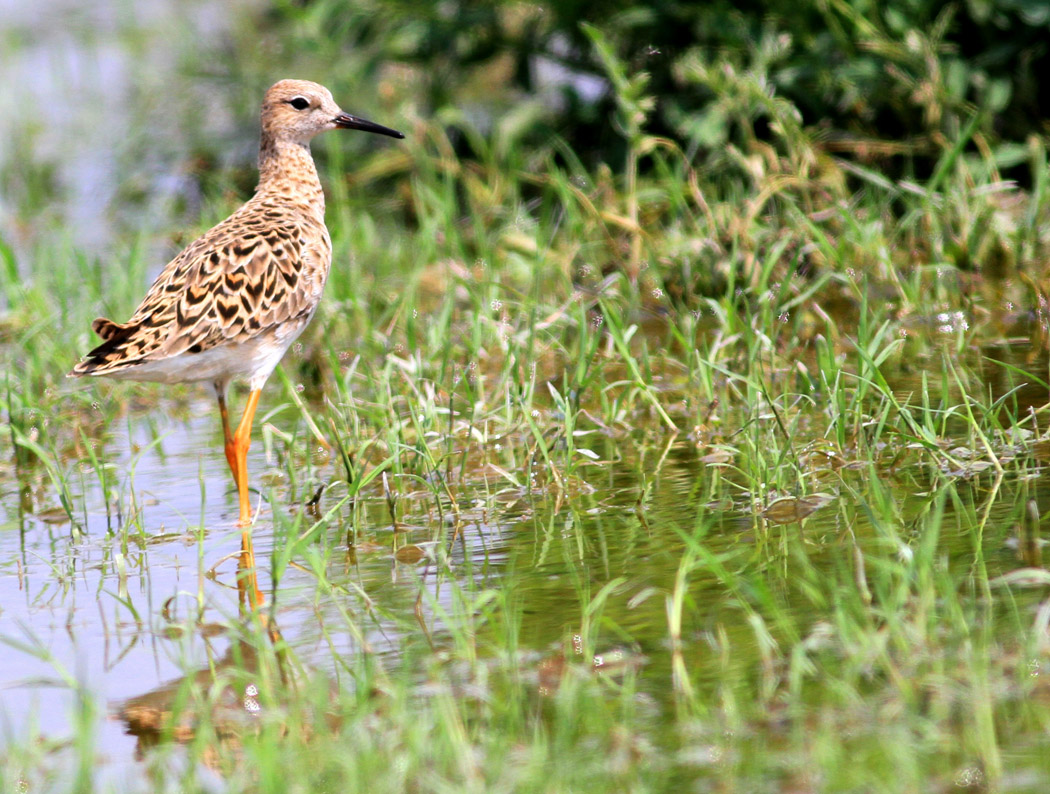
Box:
[70,79,403,537]
[72,79,401,390]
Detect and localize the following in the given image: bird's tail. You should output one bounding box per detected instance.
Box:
[68,317,142,377]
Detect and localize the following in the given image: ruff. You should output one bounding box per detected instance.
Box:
[71,79,403,542]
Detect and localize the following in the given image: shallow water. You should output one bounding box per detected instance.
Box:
[4,341,1050,787]
[0,393,618,780]
[4,369,1045,781]
[1,394,517,785]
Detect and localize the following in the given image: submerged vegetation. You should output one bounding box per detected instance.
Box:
[4,0,1050,791]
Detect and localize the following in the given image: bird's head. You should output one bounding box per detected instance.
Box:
[261,79,403,144]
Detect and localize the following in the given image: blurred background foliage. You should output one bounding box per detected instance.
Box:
[263,0,1050,172]
[199,0,1050,301]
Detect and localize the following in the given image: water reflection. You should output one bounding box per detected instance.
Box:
[120,542,284,765]
[0,391,520,777]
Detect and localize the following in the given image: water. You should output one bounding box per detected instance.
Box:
[0,389,681,785]
[3,350,1049,786]
[1,392,523,786]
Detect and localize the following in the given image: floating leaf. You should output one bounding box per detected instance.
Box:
[395,544,425,564]
[761,493,835,524]
[354,541,386,554]
[699,449,733,465]
[1032,440,1050,462]
[35,507,70,524]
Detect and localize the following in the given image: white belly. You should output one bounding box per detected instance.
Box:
[102,323,306,391]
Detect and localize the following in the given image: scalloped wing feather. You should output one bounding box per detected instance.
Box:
[69,201,331,379]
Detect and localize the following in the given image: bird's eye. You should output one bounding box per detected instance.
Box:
[288,96,310,111]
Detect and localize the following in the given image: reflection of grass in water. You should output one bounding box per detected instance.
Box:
[5,7,1050,793]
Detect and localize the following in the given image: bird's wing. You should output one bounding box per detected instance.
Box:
[70,205,331,377]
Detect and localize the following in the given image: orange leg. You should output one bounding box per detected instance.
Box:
[238,529,266,611]
[217,391,238,483]
[232,388,262,527]
[217,388,265,610]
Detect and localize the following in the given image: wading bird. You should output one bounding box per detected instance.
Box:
[71,79,403,556]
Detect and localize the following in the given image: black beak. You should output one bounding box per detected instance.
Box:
[333,112,404,139]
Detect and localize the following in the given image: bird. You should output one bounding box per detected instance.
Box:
[70,79,404,531]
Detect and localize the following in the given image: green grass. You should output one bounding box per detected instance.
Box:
[5,6,1050,793]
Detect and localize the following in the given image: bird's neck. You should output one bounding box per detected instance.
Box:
[256,137,326,218]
